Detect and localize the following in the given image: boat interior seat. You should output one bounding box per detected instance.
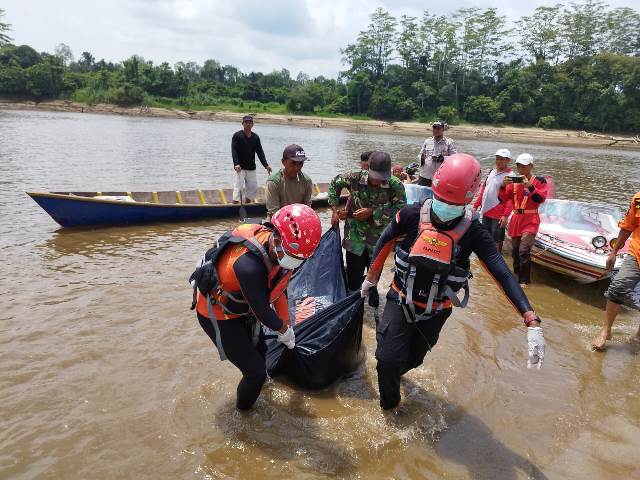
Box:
[180,190,202,205]
[156,191,179,204]
[131,192,153,203]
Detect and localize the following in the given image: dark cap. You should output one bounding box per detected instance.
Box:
[367,151,391,181]
[282,144,307,162]
[242,115,254,123]
[432,120,445,128]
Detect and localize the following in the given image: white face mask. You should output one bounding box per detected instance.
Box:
[277,252,304,270]
[273,236,305,270]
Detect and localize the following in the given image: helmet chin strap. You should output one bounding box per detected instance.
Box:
[267,234,280,263]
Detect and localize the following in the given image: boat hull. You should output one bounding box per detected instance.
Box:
[531,239,611,284]
[27,187,335,228]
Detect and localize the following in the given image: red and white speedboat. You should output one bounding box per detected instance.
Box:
[532,199,628,284]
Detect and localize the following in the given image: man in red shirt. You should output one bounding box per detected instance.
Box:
[500,154,548,285]
[592,191,640,350]
[474,148,512,252]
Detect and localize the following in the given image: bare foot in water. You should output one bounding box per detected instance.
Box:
[591,331,612,351]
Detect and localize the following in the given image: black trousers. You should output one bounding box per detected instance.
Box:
[197,313,267,410]
[375,293,451,409]
[511,233,535,284]
[345,249,379,307]
[417,176,432,187]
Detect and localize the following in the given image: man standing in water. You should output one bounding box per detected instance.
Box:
[474,148,513,253]
[592,190,640,350]
[360,153,545,410]
[265,144,313,219]
[328,151,406,305]
[231,115,272,203]
[417,121,457,186]
[191,205,322,410]
[501,154,548,286]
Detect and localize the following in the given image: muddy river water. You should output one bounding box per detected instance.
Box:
[1,110,639,479]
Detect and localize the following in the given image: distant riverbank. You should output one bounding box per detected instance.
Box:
[1,98,638,150]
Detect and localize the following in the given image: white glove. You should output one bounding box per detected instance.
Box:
[277,326,295,349]
[360,278,376,298]
[527,327,545,369]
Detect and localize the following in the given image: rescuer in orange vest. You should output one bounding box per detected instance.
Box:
[192,204,322,410]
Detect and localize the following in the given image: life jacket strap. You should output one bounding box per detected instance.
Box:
[393,280,451,323]
[441,283,469,308]
[206,295,228,361]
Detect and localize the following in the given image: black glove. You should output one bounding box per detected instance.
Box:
[368,287,379,309]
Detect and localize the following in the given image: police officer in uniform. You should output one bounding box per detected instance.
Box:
[417,120,457,186]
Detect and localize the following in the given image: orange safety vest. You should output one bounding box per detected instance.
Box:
[195,224,292,322]
[399,199,474,320]
[512,181,537,214]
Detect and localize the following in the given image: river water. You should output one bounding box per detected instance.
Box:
[1,110,639,479]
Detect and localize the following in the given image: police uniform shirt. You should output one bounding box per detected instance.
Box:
[419,136,457,180]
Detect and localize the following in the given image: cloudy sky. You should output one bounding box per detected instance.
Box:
[3,0,637,77]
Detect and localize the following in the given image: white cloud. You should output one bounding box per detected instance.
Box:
[3,0,638,77]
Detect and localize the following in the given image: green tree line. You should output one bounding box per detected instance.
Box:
[0,2,639,132]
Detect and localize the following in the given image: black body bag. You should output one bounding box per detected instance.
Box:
[265,227,365,389]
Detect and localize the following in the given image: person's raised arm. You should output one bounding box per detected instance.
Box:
[527,176,548,205]
[328,174,348,226]
[371,179,407,228]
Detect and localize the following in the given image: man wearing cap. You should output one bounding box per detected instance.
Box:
[501,153,548,285]
[417,120,457,186]
[265,144,313,219]
[328,151,406,301]
[231,115,272,203]
[474,148,513,253]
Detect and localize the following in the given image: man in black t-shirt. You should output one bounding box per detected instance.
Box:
[231,115,272,203]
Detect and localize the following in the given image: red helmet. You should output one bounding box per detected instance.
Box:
[432,153,482,205]
[271,204,321,259]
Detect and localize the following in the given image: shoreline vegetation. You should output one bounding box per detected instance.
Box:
[2,3,640,144]
[1,98,639,150]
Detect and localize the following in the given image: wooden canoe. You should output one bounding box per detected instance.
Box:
[27,183,336,228]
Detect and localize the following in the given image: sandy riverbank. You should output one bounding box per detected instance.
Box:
[1,98,638,150]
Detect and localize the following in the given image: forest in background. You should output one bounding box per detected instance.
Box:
[0,1,639,132]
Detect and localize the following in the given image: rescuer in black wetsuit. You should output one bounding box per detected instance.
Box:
[360,153,546,410]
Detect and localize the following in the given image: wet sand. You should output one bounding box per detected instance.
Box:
[1,98,639,150]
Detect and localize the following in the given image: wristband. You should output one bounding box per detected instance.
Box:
[523,312,540,327]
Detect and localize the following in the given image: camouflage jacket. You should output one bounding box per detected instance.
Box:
[328,170,406,256]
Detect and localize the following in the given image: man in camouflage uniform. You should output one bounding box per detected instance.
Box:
[328,151,406,305]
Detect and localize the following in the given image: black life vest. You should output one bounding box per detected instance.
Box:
[394,199,475,322]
